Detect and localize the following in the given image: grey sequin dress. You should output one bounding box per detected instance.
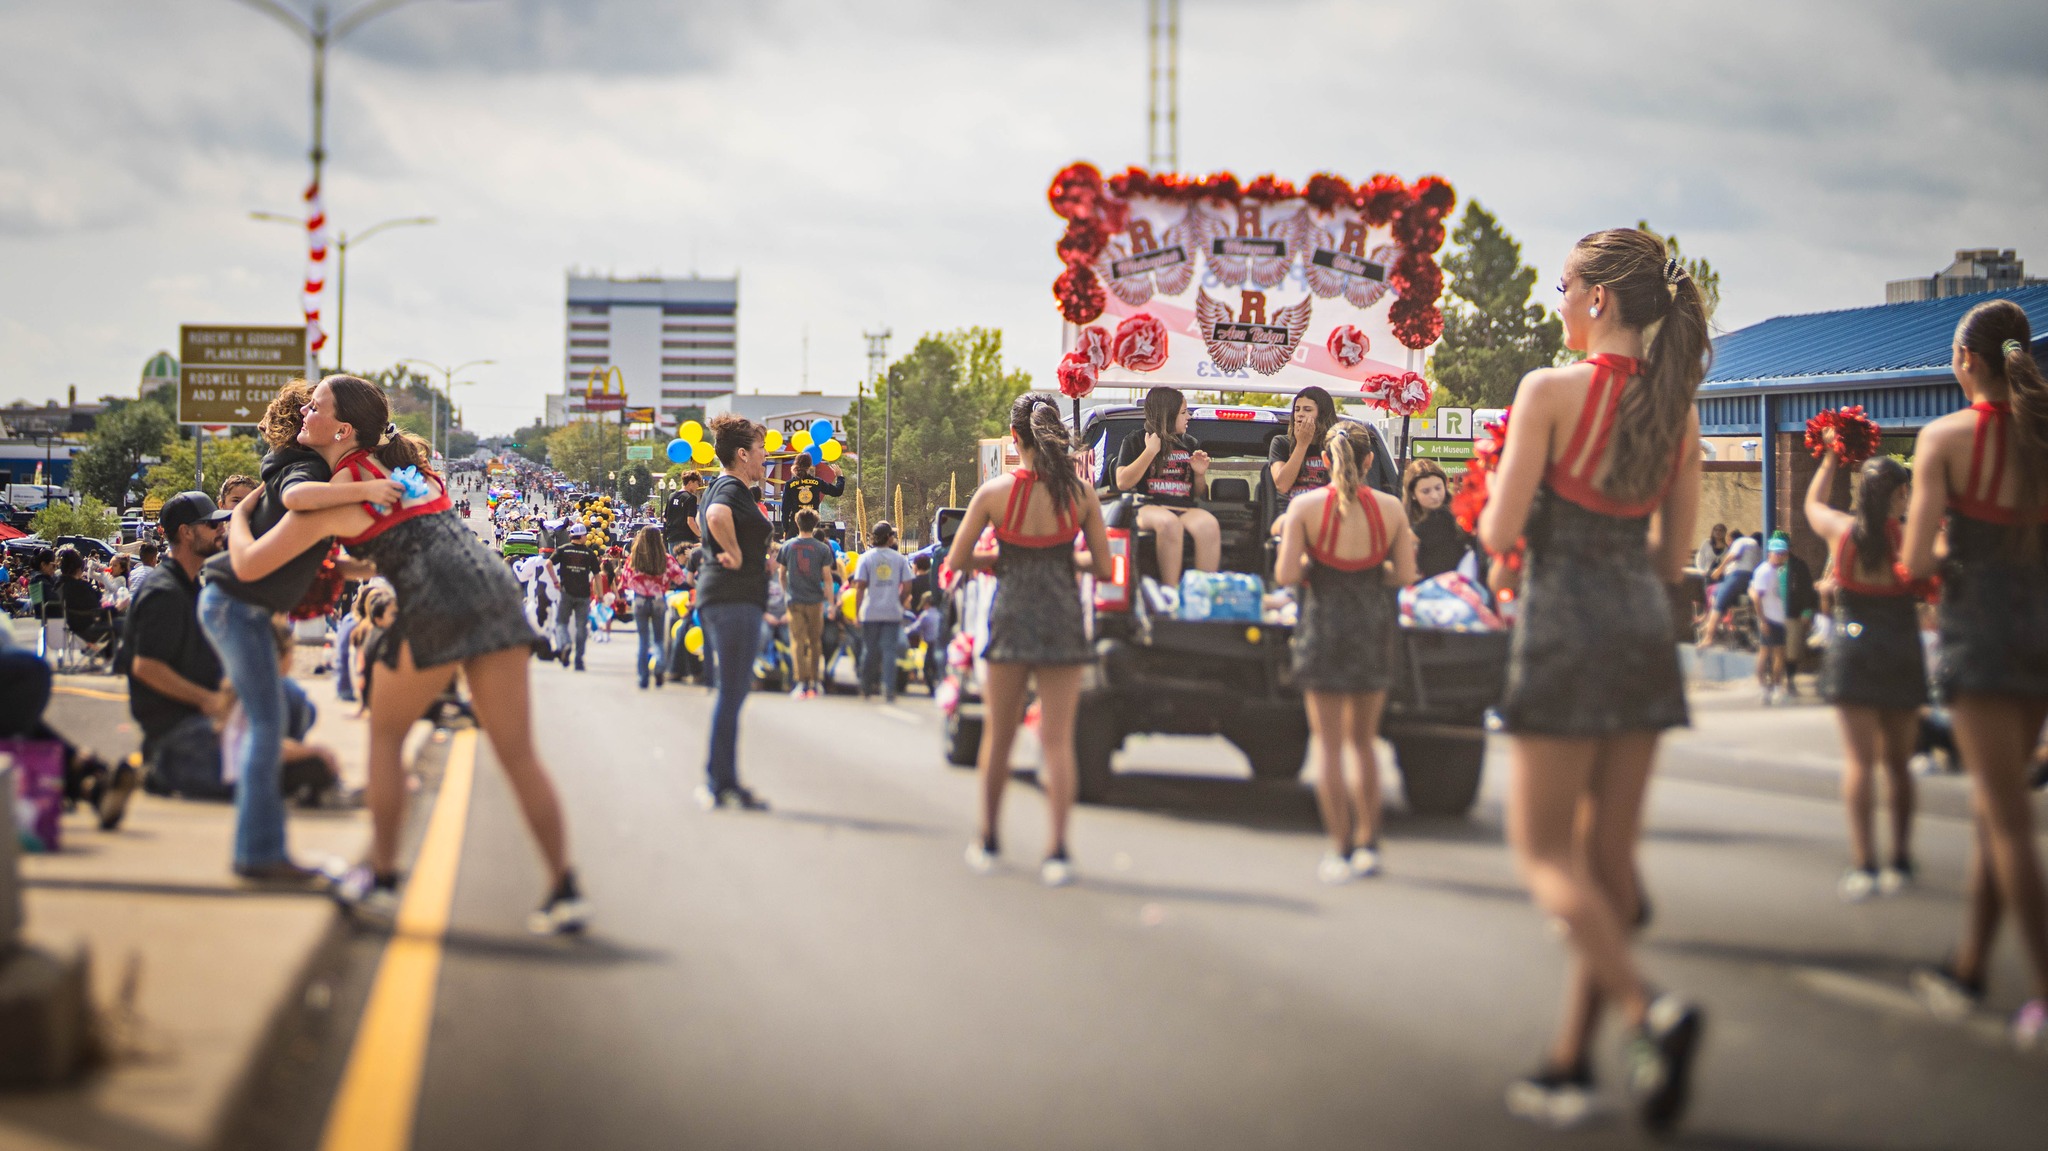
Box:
[1817,536,1927,711]
[1936,511,2048,698]
[982,471,1092,665]
[350,509,541,669]
[1292,564,1397,693]
[1496,485,1689,735]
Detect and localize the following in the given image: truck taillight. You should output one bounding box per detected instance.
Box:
[1095,528,1131,611]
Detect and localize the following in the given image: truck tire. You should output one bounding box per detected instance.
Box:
[1393,735,1486,817]
[1232,726,1309,783]
[1074,695,1120,804]
[944,712,983,768]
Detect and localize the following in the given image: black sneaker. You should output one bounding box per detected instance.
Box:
[722,786,770,811]
[527,870,592,936]
[1910,963,1984,1021]
[1506,1061,1598,1129]
[97,759,141,831]
[1626,995,1703,1135]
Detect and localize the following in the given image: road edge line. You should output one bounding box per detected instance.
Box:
[316,727,479,1151]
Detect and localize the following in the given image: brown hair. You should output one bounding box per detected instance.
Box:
[218,474,258,505]
[796,508,819,533]
[629,527,666,577]
[708,413,763,468]
[1010,393,1082,513]
[1401,458,1450,526]
[1321,422,1376,518]
[1850,456,1911,577]
[324,375,434,474]
[1956,298,2048,552]
[261,379,314,450]
[1569,228,1712,505]
[1292,386,1338,447]
[1141,386,1186,478]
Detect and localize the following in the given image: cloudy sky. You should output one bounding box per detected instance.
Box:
[3,0,2044,433]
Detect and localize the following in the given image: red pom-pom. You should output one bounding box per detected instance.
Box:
[1391,255,1443,304]
[1389,297,1445,349]
[1243,174,1299,202]
[1111,313,1169,371]
[1303,174,1352,213]
[1451,408,1524,568]
[1056,217,1108,265]
[288,542,345,621]
[1048,163,1103,221]
[1358,174,1409,226]
[1805,406,1881,467]
[1074,325,1113,370]
[1056,352,1097,399]
[1199,172,1242,202]
[1411,176,1457,219]
[1054,263,1106,325]
[1326,324,1369,368]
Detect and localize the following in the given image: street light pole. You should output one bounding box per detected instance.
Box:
[400,358,494,459]
[250,212,434,373]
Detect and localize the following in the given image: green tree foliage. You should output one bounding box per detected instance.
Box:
[842,328,1033,541]
[146,436,264,504]
[446,428,480,458]
[1429,202,1565,410]
[507,420,552,464]
[547,421,626,488]
[30,494,120,542]
[1635,220,1721,321]
[68,400,176,506]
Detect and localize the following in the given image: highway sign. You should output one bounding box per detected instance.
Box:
[177,325,307,425]
[625,444,655,461]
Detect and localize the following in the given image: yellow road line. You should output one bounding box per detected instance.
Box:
[318,728,478,1151]
[53,684,128,701]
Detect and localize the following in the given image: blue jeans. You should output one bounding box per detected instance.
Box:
[860,619,902,699]
[197,585,289,870]
[633,595,662,686]
[700,601,763,794]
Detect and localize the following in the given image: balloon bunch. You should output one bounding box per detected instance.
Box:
[766,418,843,465]
[583,495,619,550]
[667,421,718,467]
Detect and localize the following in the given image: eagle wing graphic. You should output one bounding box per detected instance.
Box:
[1248,297,1313,376]
[1095,240,1155,307]
[1195,289,1248,373]
[1250,207,1311,290]
[1159,207,1222,296]
[1344,243,1402,309]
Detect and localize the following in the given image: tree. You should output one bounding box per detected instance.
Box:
[146,435,264,504]
[67,400,175,506]
[446,427,480,458]
[1635,219,1721,321]
[1428,202,1566,410]
[843,329,1033,542]
[547,421,626,488]
[507,420,552,464]
[31,494,120,542]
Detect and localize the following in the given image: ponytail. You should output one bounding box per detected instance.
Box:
[1957,299,2047,555]
[1849,456,1909,577]
[1322,422,1373,517]
[1569,229,1712,505]
[1010,393,1081,513]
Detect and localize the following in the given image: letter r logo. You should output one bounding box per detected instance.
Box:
[1239,292,1268,326]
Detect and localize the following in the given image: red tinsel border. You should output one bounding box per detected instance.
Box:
[1804,406,1881,467]
[1048,164,1455,346]
[1450,409,1524,571]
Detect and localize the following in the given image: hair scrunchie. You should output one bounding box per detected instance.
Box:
[2003,338,2026,358]
[382,422,398,440]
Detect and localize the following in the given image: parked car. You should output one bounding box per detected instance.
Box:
[937,400,1507,817]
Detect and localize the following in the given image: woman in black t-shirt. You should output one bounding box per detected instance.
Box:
[1267,387,1339,535]
[1402,458,1477,579]
[694,413,776,811]
[1113,387,1220,587]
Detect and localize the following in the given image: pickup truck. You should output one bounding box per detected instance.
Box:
[938,401,1507,817]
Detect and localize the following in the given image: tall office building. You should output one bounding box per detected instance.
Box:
[558,273,738,424]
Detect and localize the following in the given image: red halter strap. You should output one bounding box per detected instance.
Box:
[1543,353,1672,518]
[1307,485,1389,572]
[994,469,1079,547]
[1833,522,1912,597]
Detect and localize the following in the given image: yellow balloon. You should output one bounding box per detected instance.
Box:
[819,439,842,462]
[839,586,859,622]
[680,420,703,443]
[791,430,813,451]
[692,440,715,465]
[684,626,705,655]
[764,429,784,453]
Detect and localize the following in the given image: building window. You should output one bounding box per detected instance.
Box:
[569,321,608,332]
[569,339,608,348]
[661,339,734,350]
[569,355,607,365]
[662,357,736,367]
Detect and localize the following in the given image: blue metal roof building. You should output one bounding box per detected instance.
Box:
[1698,284,2048,538]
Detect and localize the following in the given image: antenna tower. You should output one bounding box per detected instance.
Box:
[1147,0,1179,171]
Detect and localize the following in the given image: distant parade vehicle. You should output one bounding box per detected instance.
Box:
[939,401,1507,817]
[501,529,540,558]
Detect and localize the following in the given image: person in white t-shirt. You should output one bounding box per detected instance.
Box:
[1749,537,1791,703]
[851,521,912,701]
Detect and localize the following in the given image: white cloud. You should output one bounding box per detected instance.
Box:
[1,0,2043,432]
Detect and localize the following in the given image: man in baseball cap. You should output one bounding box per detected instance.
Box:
[550,522,601,670]
[158,490,230,536]
[117,493,232,815]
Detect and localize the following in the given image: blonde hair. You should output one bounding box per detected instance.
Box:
[1322,422,1376,517]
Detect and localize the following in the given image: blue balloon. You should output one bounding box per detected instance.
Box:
[804,444,824,465]
[809,418,834,443]
[665,438,690,464]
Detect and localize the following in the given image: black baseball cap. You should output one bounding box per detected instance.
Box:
[160,491,229,535]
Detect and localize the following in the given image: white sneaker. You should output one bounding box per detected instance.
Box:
[1349,845,1382,878]
[693,784,718,811]
[1040,856,1075,887]
[1318,854,1354,885]
[1878,864,1914,895]
[1760,686,1777,707]
[965,840,996,874]
[528,893,593,936]
[1838,868,1879,902]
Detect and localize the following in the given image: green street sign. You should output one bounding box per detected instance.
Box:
[1408,438,1475,461]
[626,444,655,461]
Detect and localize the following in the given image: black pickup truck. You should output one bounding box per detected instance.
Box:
[939,401,1508,817]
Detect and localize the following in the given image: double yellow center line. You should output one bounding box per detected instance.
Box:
[318,728,479,1151]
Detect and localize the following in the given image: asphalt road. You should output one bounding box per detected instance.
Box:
[215,613,2045,1151]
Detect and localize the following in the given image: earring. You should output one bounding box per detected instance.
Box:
[1588,306,1601,319]
[334,431,344,441]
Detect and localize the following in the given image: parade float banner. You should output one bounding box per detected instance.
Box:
[1049,165,1455,402]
